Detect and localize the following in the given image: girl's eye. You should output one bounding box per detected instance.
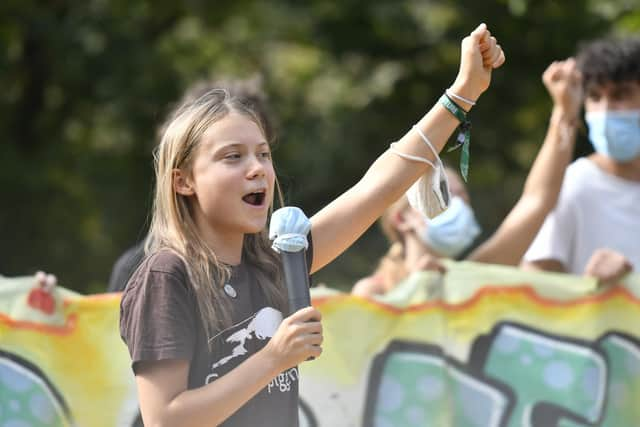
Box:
[260,151,272,159]
[225,153,241,160]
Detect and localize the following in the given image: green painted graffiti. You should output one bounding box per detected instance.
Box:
[362,323,640,426]
[0,352,72,427]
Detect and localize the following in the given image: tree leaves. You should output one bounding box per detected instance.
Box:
[0,0,637,292]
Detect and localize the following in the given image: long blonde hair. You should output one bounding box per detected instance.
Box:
[146,88,286,341]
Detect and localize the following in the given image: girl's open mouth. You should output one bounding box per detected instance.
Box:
[242,191,266,206]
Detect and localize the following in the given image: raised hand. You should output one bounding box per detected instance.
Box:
[543,58,583,121]
[450,23,506,104]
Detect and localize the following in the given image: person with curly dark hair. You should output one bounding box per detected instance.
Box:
[523,37,640,286]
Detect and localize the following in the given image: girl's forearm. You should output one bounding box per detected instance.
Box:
[157,350,281,427]
[310,97,468,272]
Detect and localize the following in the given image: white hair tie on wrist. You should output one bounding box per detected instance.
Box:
[445,88,476,106]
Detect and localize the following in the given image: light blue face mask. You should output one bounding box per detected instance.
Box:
[585,110,640,162]
[421,196,481,258]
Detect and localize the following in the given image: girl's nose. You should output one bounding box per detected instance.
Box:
[246,154,266,179]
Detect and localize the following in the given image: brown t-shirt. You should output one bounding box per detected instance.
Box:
[120,247,312,427]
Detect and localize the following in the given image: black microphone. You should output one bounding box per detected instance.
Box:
[280,248,311,315]
[268,207,312,316]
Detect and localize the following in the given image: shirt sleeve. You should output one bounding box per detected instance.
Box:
[107,242,145,292]
[523,189,576,270]
[120,268,198,373]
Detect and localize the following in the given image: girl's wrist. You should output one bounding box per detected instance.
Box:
[449,80,481,112]
[257,345,285,377]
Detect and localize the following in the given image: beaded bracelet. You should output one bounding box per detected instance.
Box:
[439,93,472,181]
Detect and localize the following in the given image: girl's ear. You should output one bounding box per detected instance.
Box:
[173,169,195,196]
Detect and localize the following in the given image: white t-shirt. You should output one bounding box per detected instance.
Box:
[524,157,640,274]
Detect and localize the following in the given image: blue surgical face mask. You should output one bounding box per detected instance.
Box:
[421,196,481,258]
[585,110,640,162]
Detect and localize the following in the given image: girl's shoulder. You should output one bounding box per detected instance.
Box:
[146,248,189,277]
[125,248,191,294]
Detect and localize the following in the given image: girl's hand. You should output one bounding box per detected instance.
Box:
[450,23,506,104]
[543,58,583,121]
[263,306,323,372]
[415,253,447,274]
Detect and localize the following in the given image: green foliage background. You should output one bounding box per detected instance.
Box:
[1,0,638,293]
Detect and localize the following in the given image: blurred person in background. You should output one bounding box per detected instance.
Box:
[522,37,640,286]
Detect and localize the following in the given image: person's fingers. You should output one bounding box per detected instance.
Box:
[480,36,497,54]
[492,50,506,68]
[481,37,497,59]
[426,259,447,274]
[480,28,492,46]
[560,59,576,76]
[584,249,632,286]
[296,321,322,335]
[307,333,323,346]
[542,63,554,83]
[486,47,504,68]
[543,63,562,84]
[485,43,502,67]
[571,69,583,85]
[543,59,583,87]
[416,254,446,274]
[289,306,321,323]
[565,61,582,87]
[308,345,323,358]
[470,23,488,43]
[564,57,576,69]
[293,330,323,346]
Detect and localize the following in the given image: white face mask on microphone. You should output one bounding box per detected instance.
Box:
[420,196,481,258]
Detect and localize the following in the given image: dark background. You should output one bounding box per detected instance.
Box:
[1,0,638,292]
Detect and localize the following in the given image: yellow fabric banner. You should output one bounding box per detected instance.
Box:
[1,261,639,426]
[300,262,640,426]
[0,277,137,427]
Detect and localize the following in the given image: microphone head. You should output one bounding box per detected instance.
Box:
[269,206,311,253]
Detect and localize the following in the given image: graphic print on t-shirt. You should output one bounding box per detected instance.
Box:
[205,306,284,384]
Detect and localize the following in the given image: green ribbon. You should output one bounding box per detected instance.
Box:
[439,94,471,182]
